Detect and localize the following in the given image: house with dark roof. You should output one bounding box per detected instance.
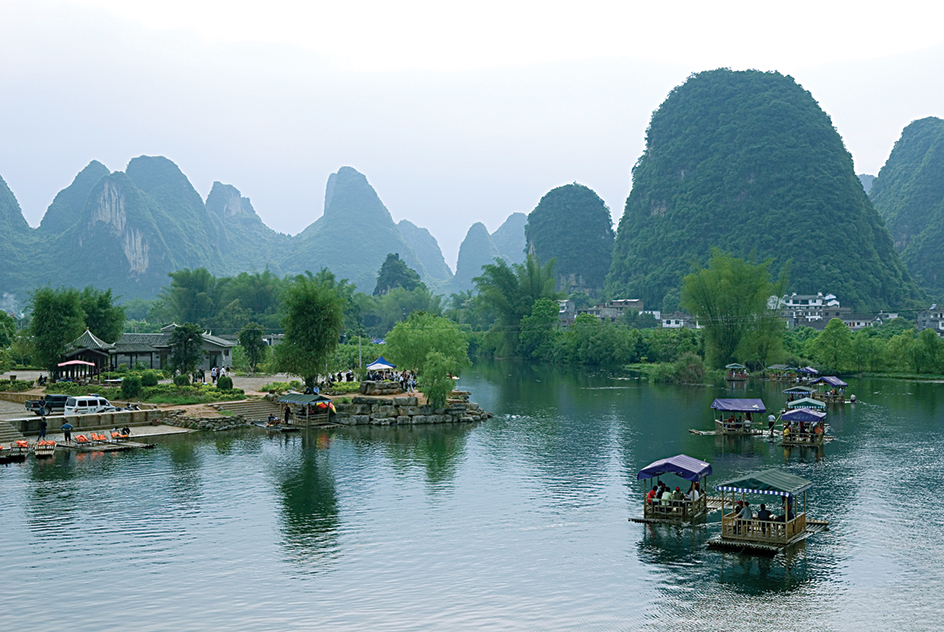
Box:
[111,324,236,371]
[65,324,236,372]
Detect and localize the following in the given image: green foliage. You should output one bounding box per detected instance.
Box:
[869,117,944,300]
[419,351,457,409]
[217,375,233,390]
[141,370,160,387]
[121,374,143,399]
[914,329,944,374]
[806,318,853,371]
[79,286,125,343]
[385,311,470,375]
[0,310,15,349]
[324,381,361,395]
[0,379,35,392]
[374,253,425,296]
[238,322,267,373]
[680,250,786,368]
[525,183,615,291]
[173,374,191,387]
[29,286,85,371]
[8,330,33,366]
[260,380,304,394]
[519,298,561,359]
[168,323,205,377]
[647,352,711,384]
[358,286,444,338]
[606,68,925,312]
[275,274,345,387]
[474,254,559,357]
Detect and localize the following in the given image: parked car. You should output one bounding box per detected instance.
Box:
[63,395,117,415]
[24,394,70,416]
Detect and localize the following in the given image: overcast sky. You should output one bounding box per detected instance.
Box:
[3,0,944,270]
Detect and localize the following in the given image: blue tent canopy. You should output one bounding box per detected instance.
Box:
[710,398,766,413]
[811,376,848,388]
[366,356,396,371]
[637,454,712,482]
[798,366,819,375]
[782,408,827,423]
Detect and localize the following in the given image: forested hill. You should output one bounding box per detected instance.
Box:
[870,117,944,300]
[606,68,924,312]
[526,183,614,292]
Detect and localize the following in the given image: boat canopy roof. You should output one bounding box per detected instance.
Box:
[278,393,332,404]
[716,469,812,497]
[782,408,827,423]
[798,366,819,375]
[725,363,746,370]
[767,364,793,371]
[786,397,826,410]
[811,376,848,387]
[710,398,766,413]
[782,385,816,395]
[636,454,712,482]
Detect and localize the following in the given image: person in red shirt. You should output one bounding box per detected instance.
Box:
[646,486,658,504]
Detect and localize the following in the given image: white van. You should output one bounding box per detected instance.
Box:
[64,395,117,415]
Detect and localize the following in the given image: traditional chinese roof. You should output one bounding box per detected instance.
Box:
[66,328,115,352]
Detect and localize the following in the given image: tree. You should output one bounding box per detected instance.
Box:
[519,298,561,359]
[851,329,883,371]
[0,310,15,349]
[806,318,852,371]
[275,275,345,388]
[373,253,424,296]
[474,254,559,357]
[680,250,787,368]
[419,351,457,409]
[384,311,470,375]
[158,268,220,326]
[29,287,85,371]
[80,286,125,343]
[168,323,205,377]
[238,322,267,373]
[913,328,944,374]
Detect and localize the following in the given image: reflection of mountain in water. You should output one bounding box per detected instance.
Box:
[273,434,340,572]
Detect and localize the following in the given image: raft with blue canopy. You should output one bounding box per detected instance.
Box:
[634,454,712,523]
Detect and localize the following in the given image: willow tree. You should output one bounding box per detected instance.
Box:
[275,275,344,389]
[680,249,787,369]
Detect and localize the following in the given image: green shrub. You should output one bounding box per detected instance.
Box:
[117,363,128,373]
[121,374,143,399]
[325,381,360,395]
[217,375,233,390]
[173,374,190,387]
[141,370,160,387]
[0,379,35,392]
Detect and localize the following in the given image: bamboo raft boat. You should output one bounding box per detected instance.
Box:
[631,454,712,525]
[705,469,829,554]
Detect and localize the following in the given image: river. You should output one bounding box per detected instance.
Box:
[1,363,941,631]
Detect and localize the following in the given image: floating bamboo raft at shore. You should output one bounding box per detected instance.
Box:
[58,440,154,453]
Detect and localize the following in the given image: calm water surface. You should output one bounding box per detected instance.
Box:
[1,363,942,631]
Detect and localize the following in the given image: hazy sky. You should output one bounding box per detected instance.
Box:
[3,1,944,270]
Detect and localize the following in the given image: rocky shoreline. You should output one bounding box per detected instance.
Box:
[332,391,492,425]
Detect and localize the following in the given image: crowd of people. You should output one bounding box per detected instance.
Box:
[645,480,703,513]
[726,499,797,536]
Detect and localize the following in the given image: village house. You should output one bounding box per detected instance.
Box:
[661,312,701,329]
[917,305,944,336]
[64,323,236,373]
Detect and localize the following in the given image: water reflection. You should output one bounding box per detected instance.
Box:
[355,424,472,488]
[269,431,340,574]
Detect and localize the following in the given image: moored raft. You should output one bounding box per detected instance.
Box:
[707,398,767,435]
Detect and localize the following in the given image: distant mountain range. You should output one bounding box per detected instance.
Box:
[1,159,532,309]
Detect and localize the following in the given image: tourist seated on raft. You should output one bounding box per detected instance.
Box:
[686,482,701,502]
[646,486,658,504]
[756,503,773,534]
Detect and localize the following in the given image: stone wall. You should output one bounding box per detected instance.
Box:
[332,395,492,426]
[162,410,253,432]
[9,409,164,435]
[358,381,404,396]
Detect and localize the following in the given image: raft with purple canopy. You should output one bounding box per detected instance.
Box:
[633,454,712,524]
